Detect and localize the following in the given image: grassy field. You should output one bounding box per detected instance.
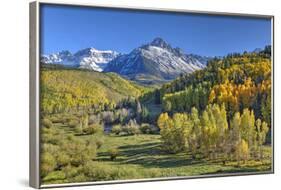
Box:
[92,134,272,176]
[42,123,272,184]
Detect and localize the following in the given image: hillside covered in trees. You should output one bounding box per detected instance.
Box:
[40,67,151,114]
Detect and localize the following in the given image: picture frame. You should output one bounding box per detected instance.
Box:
[30,1,274,188]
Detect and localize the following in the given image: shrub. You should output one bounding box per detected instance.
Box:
[109,148,119,161]
[41,143,60,155]
[83,161,113,181]
[89,114,101,125]
[122,125,140,135]
[41,127,65,145]
[71,174,88,183]
[82,161,139,181]
[43,171,66,181]
[82,126,96,135]
[62,138,97,167]
[95,139,104,149]
[129,126,140,135]
[68,119,79,128]
[111,166,139,179]
[140,123,151,134]
[150,125,159,134]
[42,118,53,128]
[49,116,59,123]
[122,119,140,135]
[41,132,61,145]
[62,165,81,179]
[56,152,71,168]
[111,125,122,135]
[41,152,57,177]
[74,123,83,134]
[83,123,104,135]
[144,168,163,178]
[49,115,65,123]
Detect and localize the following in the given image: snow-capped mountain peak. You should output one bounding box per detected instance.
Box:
[104,38,210,84]
[149,37,172,49]
[41,48,119,72]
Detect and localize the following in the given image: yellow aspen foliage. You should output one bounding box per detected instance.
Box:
[157,113,170,130]
[236,139,249,163]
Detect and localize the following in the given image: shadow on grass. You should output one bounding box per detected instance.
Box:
[202,167,262,175]
[98,141,202,168]
[123,156,197,168]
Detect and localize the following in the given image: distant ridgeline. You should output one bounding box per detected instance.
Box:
[142,45,272,126]
[41,38,211,86]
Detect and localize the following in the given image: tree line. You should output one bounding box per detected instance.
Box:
[157,104,269,163]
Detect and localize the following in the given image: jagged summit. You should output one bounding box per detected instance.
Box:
[149,37,171,49]
[104,37,210,84]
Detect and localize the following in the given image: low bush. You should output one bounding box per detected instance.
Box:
[49,116,62,123]
[83,123,104,135]
[83,161,113,181]
[56,152,71,168]
[140,123,151,134]
[122,125,140,135]
[74,123,83,134]
[41,152,57,177]
[41,126,66,145]
[109,148,119,161]
[40,124,101,181]
[82,161,139,181]
[68,119,80,128]
[122,119,140,135]
[50,115,68,124]
[42,118,53,128]
[41,144,60,158]
[43,171,66,182]
[111,125,122,135]
[62,165,81,179]
[71,174,88,183]
[89,114,101,125]
[95,139,104,149]
[62,140,97,167]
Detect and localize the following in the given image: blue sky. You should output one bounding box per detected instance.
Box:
[40,4,271,56]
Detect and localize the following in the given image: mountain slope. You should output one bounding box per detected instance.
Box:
[40,68,150,114]
[104,38,210,85]
[140,46,271,125]
[41,48,119,72]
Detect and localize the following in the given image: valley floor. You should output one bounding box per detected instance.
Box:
[42,123,272,185]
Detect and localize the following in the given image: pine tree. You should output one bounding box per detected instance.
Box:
[163,100,172,112]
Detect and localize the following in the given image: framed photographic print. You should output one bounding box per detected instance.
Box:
[29,1,274,188]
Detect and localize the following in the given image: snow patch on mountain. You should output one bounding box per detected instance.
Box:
[41,48,119,72]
